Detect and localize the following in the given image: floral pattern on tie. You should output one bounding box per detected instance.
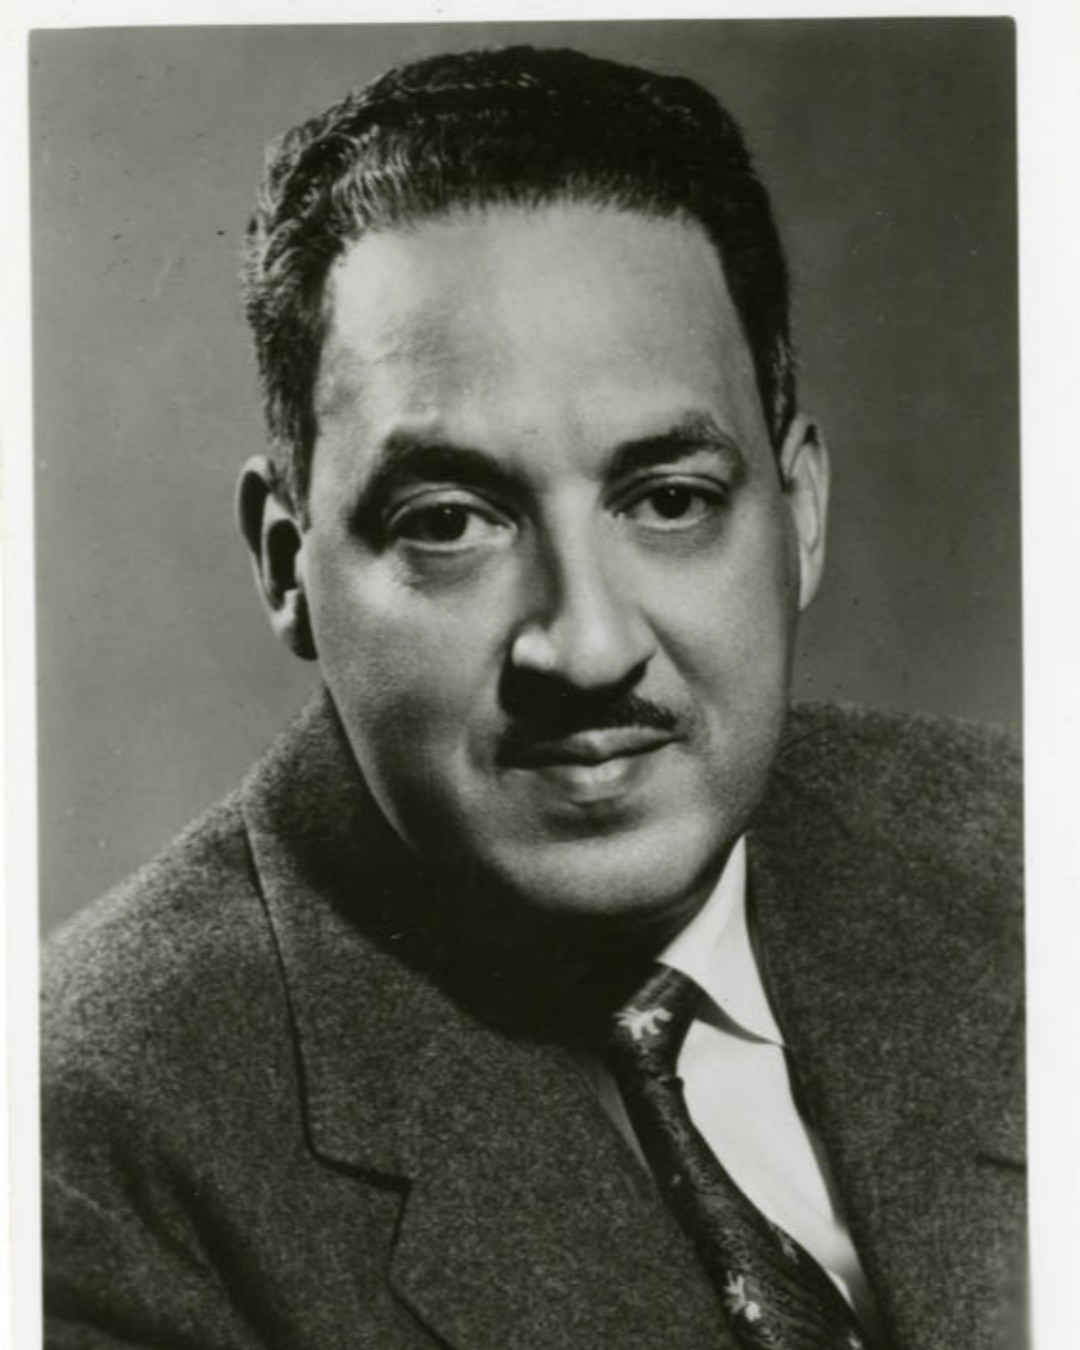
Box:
[614,1004,672,1042]
[723,1273,763,1325]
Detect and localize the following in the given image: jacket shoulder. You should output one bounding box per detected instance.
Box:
[783,700,1021,787]
[40,793,288,1126]
[771,702,1022,897]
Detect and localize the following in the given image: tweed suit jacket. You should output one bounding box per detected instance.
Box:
[41,691,1025,1350]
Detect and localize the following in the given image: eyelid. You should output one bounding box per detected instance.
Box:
[385,486,517,551]
[385,484,506,526]
[613,470,730,511]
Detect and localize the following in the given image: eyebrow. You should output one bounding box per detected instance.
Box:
[351,411,748,528]
[606,412,749,483]
[351,434,529,531]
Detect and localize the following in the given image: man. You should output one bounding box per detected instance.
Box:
[40,45,1024,1350]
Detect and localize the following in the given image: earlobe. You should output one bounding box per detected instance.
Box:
[778,414,830,612]
[236,456,318,661]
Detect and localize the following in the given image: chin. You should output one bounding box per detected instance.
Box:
[483,820,729,939]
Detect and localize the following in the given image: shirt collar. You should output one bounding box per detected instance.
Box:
[658,838,784,1046]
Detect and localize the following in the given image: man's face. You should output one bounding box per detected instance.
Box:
[293,203,826,936]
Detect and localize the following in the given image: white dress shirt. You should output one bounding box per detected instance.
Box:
[577,839,881,1333]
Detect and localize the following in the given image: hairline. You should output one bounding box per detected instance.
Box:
[292,191,777,514]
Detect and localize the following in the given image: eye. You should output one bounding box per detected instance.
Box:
[389,495,512,552]
[620,481,725,531]
[400,503,472,544]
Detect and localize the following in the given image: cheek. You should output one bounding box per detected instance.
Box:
[306,549,506,735]
[647,513,798,689]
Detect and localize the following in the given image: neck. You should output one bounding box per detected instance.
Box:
[406,856,721,1038]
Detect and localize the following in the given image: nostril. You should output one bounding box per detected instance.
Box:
[508,609,655,693]
[499,660,655,734]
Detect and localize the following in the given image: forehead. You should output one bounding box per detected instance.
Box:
[314,203,767,463]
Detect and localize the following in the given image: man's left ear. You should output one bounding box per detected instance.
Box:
[778,413,830,612]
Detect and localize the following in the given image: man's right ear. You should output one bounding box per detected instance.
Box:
[236,456,317,661]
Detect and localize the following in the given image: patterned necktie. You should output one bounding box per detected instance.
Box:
[601,963,874,1350]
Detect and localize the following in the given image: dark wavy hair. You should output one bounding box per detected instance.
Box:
[244,46,796,507]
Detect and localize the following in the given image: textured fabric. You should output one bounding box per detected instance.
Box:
[602,964,873,1350]
[40,692,1026,1350]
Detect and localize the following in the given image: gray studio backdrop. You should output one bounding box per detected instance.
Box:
[33,20,1020,934]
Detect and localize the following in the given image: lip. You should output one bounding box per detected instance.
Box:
[500,727,676,770]
[499,728,677,808]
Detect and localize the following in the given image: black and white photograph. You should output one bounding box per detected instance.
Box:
[6,9,1077,1348]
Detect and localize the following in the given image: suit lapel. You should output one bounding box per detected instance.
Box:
[241,690,730,1350]
[747,708,1025,1350]
[385,1003,728,1350]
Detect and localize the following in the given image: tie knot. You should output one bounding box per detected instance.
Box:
[602,964,703,1076]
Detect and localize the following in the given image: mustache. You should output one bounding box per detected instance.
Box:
[498,680,680,753]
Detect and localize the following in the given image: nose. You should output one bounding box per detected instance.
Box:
[508,520,656,690]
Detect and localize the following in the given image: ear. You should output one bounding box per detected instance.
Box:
[778,414,830,612]
[236,456,317,661]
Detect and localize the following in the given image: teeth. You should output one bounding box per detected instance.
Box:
[566,759,626,784]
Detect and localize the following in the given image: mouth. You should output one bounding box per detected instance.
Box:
[501,727,676,770]
[498,728,678,807]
